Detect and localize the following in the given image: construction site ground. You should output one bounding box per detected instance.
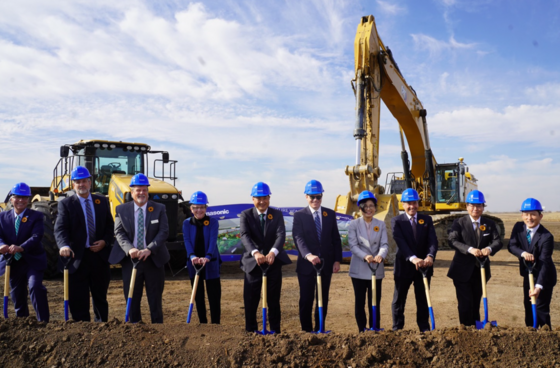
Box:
[1,212,560,367]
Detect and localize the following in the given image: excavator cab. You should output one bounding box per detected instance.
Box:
[434,158,476,211]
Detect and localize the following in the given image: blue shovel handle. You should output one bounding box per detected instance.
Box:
[532,304,538,329]
[3,296,7,319]
[429,307,436,330]
[125,298,132,323]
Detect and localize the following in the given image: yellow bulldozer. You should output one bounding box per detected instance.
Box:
[335,16,504,262]
[0,140,191,277]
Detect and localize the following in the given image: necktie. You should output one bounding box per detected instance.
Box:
[137,208,144,250]
[526,229,532,245]
[260,213,265,235]
[474,222,481,247]
[410,217,417,239]
[85,199,96,246]
[14,215,22,260]
[314,211,322,242]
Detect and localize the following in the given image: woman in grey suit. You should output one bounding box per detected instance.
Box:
[348,191,389,331]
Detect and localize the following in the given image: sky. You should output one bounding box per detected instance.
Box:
[1,0,559,212]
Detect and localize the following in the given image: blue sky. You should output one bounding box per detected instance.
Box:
[1,0,559,212]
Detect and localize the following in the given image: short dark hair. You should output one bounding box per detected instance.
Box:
[359,199,377,212]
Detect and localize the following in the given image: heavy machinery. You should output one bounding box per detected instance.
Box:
[335,15,504,262]
[1,140,190,277]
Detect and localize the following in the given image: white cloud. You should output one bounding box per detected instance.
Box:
[411,33,476,58]
[376,0,406,15]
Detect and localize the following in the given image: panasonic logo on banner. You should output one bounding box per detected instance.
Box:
[207,209,230,216]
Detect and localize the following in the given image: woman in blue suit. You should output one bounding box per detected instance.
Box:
[183,191,221,324]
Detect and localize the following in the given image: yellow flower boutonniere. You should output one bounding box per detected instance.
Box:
[480,225,486,231]
[203,220,210,226]
[22,217,28,223]
[418,219,425,225]
[323,211,328,217]
[373,226,379,232]
[94,199,101,205]
[148,207,154,212]
[267,214,273,220]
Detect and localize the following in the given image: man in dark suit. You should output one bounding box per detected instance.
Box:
[292,180,342,332]
[0,183,49,322]
[55,166,114,322]
[508,198,556,328]
[448,190,502,327]
[391,188,438,331]
[240,182,292,333]
[109,173,170,323]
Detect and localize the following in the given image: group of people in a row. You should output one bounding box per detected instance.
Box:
[0,169,556,332]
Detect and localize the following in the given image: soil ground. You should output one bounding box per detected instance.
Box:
[1,212,560,367]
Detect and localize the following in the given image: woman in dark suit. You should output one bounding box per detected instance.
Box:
[183,191,221,324]
[348,191,388,331]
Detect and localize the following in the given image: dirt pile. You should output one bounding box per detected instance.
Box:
[1,318,560,368]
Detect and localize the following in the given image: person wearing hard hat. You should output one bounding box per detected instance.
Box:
[292,180,342,332]
[391,188,438,331]
[239,182,292,333]
[109,173,170,323]
[508,198,556,328]
[448,189,503,327]
[55,166,114,322]
[0,183,50,322]
[183,191,222,324]
[347,190,388,332]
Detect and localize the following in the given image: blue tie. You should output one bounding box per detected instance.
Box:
[314,211,322,242]
[137,208,144,249]
[85,199,96,246]
[14,215,22,260]
[526,229,532,245]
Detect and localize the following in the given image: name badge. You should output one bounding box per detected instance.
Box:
[151,219,159,224]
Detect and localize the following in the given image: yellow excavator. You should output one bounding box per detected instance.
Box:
[335,15,504,262]
[1,140,190,277]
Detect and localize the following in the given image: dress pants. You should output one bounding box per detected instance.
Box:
[452,268,483,326]
[122,256,165,323]
[243,263,282,332]
[392,273,431,331]
[190,276,221,324]
[9,258,49,322]
[297,270,333,332]
[69,249,110,322]
[351,277,382,332]
[523,276,553,328]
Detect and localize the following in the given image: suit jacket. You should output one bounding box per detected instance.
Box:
[348,217,388,280]
[447,215,502,282]
[54,194,114,273]
[109,200,170,269]
[508,222,557,289]
[0,209,46,276]
[391,213,438,279]
[239,207,291,273]
[292,206,342,276]
[183,216,221,279]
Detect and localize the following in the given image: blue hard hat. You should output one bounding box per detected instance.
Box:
[358,190,377,205]
[251,182,271,197]
[11,182,31,197]
[520,198,543,212]
[304,180,324,195]
[130,173,150,187]
[190,191,208,205]
[401,188,420,202]
[466,190,485,204]
[71,166,91,181]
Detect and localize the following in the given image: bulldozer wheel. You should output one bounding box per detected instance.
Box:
[31,201,60,279]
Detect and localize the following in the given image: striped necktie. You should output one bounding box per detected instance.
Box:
[137,208,144,249]
[85,199,96,246]
[314,211,322,242]
[14,215,22,260]
[526,229,532,245]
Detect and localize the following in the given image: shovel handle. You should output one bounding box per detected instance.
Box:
[366,260,379,275]
[193,262,205,275]
[262,274,268,309]
[480,267,488,298]
[528,273,537,305]
[312,258,325,275]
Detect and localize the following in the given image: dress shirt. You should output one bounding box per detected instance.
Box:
[133,202,147,249]
[250,208,279,256]
[467,216,492,255]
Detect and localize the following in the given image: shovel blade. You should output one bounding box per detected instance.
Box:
[475,320,486,330]
[369,305,384,331]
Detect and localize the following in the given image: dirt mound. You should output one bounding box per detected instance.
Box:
[1,318,560,368]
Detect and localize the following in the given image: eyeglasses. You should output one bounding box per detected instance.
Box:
[362,205,375,210]
[191,206,206,211]
[309,195,323,200]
